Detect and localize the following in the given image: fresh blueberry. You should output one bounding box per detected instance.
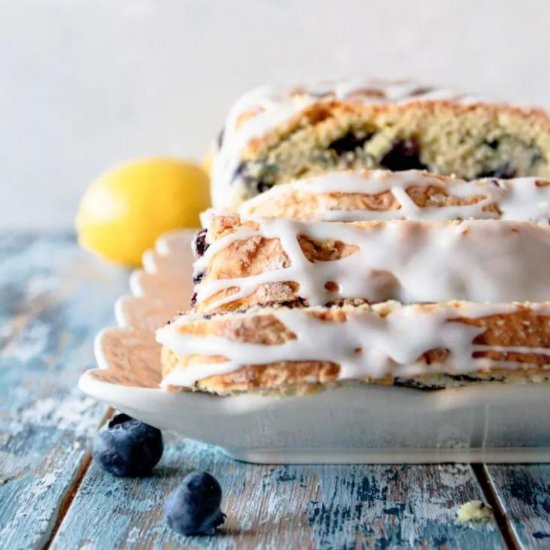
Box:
[164,471,225,536]
[92,413,163,477]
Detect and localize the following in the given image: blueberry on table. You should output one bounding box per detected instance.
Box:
[164,471,226,536]
[92,413,163,477]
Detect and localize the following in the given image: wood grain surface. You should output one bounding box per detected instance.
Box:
[51,437,504,550]
[485,464,550,549]
[0,234,127,548]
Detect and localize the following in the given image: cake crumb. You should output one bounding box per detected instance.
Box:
[457,500,493,523]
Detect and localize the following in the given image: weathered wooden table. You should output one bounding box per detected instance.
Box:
[1,233,550,550]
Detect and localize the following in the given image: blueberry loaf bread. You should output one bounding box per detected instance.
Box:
[212,79,550,210]
[156,78,550,395]
[157,302,550,395]
[239,169,550,222]
[190,211,550,314]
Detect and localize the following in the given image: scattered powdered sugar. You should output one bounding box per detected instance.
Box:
[10,389,103,438]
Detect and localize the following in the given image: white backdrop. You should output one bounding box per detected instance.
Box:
[2,0,550,229]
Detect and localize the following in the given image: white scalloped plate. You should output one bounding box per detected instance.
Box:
[79,230,550,463]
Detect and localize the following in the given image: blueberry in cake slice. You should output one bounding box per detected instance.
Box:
[211,79,550,210]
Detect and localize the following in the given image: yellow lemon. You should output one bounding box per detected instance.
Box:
[202,152,214,176]
[76,158,210,266]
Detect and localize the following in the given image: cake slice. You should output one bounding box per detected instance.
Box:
[239,169,550,223]
[156,301,550,395]
[211,79,550,210]
[191,212,550,314]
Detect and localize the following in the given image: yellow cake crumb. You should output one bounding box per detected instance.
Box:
[457,500,493,523]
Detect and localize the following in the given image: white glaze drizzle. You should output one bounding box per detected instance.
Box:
[239,170,550,223]
[157,302,550,388]
[194,216,550,311]
[211,78,492,210]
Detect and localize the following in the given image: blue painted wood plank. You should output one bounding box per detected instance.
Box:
[0,233,128,548]
[52,436,504,549]
[486,465,550,549]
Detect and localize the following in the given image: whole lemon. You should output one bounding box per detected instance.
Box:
[202,152,214,176]
[76,158,210,266]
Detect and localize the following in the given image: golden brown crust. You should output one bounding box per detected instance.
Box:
[198,214,368,313]
[239,170,547,221]
[243,185,500,221]
[162,349,342,394]
[163,353,550,395]
[159,303,550,395]
[173,312,297,344]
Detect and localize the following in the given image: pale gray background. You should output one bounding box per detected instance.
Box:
[2,0,549,229]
